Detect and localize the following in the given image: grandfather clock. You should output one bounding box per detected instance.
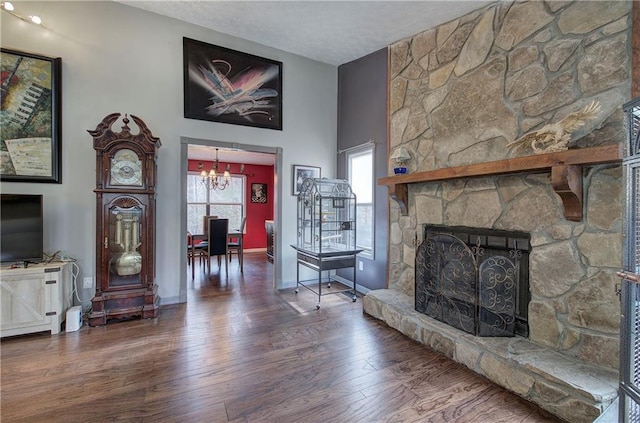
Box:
[88,113,161,326]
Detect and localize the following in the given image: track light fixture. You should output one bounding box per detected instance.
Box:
[2,2,44,26]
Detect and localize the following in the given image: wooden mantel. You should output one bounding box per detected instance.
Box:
[377,144,623,221]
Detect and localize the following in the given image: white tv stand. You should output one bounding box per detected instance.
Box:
[0,262,73,337]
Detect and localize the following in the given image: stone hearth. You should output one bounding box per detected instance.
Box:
[364,289,618,423]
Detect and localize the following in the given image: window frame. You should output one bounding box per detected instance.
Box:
[346,145,375,259]
[186,171,246,236]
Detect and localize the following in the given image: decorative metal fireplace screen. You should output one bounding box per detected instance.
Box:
[415,225,530,337]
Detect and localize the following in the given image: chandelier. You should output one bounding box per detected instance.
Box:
[200,148,231,190]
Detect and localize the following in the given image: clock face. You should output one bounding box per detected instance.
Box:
[110,149,143,186]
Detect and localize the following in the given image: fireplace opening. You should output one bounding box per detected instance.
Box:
[415,225,530,337]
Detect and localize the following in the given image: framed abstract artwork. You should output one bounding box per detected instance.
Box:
[292,165,320,196]
[0,48,62,183]
[183,37,283,130]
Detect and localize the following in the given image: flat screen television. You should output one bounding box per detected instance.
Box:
[1,194,44,263]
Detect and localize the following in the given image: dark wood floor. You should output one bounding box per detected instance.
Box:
[1,252,561,422]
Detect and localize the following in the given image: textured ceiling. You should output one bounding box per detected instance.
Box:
[117,0,490,66]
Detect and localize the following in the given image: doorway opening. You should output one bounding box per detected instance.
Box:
[179,137,283,302]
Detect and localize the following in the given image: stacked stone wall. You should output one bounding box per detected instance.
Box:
[388,0,631,369]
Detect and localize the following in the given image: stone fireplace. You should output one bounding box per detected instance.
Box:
[415,225,530,338]
[363,1,632,421]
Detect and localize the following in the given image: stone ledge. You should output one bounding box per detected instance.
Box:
[363,289,619,423]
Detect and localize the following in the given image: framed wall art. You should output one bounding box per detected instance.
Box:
[251,183,267,203]
[183,37,283,131]
[292,165,320,196]
[0,48,62,183]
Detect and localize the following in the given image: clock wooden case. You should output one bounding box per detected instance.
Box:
[88,113,161,326]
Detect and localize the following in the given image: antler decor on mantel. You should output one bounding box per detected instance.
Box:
[378,144,623,222]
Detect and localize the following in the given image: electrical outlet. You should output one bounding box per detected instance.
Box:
[358,260,363,271]
[82,277,94,289]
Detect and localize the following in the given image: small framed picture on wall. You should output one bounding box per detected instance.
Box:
[292,165,320,196]
[251,183,267,203]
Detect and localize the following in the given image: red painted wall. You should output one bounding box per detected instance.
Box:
[188,160,274,249]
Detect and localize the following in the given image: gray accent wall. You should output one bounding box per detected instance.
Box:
[337,48,388,291]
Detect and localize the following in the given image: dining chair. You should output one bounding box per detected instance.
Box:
[228,217,246,273]
[188,232,209,279]
[205,217,229,277]
[202,215,219,235]
[187,231,195,279]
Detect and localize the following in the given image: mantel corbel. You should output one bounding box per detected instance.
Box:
[551,164,582,221]
[389,183,408,216]
[377,144,623,222]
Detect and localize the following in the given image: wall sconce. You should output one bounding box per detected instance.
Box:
[238,163,255,177]
[390,147,411,174]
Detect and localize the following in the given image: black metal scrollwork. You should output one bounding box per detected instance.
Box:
[415,225,530,337]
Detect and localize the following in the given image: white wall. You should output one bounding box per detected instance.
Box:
[0,1,338,303]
